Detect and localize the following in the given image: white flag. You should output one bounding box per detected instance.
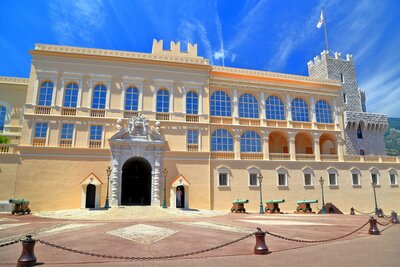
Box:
[317,10,324,28]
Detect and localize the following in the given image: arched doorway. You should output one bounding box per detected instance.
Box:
[121,157,152,205]
[176,186,185,208]
[85,184,96,208]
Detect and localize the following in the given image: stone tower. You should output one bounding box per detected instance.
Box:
[308,51,388,156]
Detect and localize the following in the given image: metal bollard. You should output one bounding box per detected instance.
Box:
[254,228,269,255]
[17,235,37,267]
[377,208,384,218]
[350,207,355,215]
[391,211,400,224]
[368,217,380,235]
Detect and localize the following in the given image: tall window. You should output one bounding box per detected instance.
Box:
[219,173,228,186]
[304,173,312,186]
[371,173,378,185]
[240,131,261,152]
[360,149,365,155]
[249,173,258,186]
[329,173,337,186]
[343,93,347,104]
[156,89,169,113]
[315,100,332,123]
[90,125,103,141]
[63,82,79,108]
[239,93,258,118]
[0,105,6,132]
[186,91,198,114]
[211,129,233,151]
[291,98,309,122]
[125,86,139,111]
[92,84,107,109]
[278,173,287,186]
[34,123,48,138]
[352,173,360,186]
[61,124,74,141]
[210,91,231,117]
[187,129,198,145]
[38,81,54,106]
[389,172,397,185]
[357,125,363,139]
[266,96,285,120]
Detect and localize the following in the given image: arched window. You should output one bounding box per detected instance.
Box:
[211,129,233,151]
[63,82,79,108]
[156,89,169,113]
[125,86,139,111]
[0,105,6,132]
[210,91,231,117]
[315,100,332,123]
[266,96,285,120]
[38,81,54,106]
[239,93,258,118]
[360,149,365,155]
[240,131,261,152]
[186,91,198,114]
[357,125,363,139]
[91,84,107,109]
[291,98,309,122]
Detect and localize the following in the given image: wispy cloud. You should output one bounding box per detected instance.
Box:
[49,0,107,45]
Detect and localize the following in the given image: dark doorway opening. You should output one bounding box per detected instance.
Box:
[85,184,96,208]
[176,185,185,208]
[121,157,152,205]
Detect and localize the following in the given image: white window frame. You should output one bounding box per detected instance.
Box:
[247,167,260,187]
[87,123,105,148]
[217,167,230,187]
[350,167,361,186]
[57,121,77,147]
[34,70,58,106]
[60,72,83,108]
[88,74,112,109]
[302,166,314,187]
[327,167,338,186]
[182,81,203,115]
[122,76,144,111]
[32,120,50,146]
[154,79,174,113]
[388,168,398,186]
[0,101,12,132]
[369,167,380,185]
[276,166,288,187]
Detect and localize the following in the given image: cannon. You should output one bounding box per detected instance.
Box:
[265,199,285,213]
[296,199,318,213]
[9,199,31,215]
[231,199,249,213]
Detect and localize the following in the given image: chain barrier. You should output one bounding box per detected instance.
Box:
[376,220,391,227]
[353,208,375,216]
[381,212,392,220]
[263,220,369,244]
[381,223,396,233]
[36,232,254,261]
[0,239,20,248]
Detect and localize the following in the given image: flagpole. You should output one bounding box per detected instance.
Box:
[322,8,330,53]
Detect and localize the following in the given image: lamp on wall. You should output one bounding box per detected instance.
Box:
[319,177,326,214]
[163,168,168,208]
[258,173,264,214]
[104,166,112,209]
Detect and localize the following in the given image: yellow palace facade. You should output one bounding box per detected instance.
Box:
[0,40,399,212]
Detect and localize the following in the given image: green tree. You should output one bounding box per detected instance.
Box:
[0,135,10,144]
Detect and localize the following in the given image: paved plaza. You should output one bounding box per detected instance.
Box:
[0,207,399,266]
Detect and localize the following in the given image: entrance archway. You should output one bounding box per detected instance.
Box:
[121,157,152,205]
[85,184,96,208]
[176,186,185,208]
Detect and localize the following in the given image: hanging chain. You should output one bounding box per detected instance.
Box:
[353,208,375,216]
[0,239,20,248]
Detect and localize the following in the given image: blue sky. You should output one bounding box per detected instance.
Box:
[0,0,399,117]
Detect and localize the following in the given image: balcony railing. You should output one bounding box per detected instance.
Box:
[344,155,361,162]
[296,154,315,161]
[123,110,139,118]
[238,118,260,126]
[90,109,106,118]
[292,121,312,129]
[0,144,11,153]
[59,139,72,148]
[35,106,51,115]
[187,144,199,152]
[32,138,46,147]
[267,120,287,128]
[185,115,199,122]
[364,156,380,162]
[210,116,233,124]
[269,153,290,160]
[61,107,77,116]
[381,156,397,163]
[211,152,235,160]
[89,140,102,149]
[316,123,335,131]
[156,113,170,121]
[240,153,263,160]
[321,154,339,161]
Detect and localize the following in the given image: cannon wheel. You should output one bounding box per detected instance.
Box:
[296,206,301,212]
[243,208,246,213]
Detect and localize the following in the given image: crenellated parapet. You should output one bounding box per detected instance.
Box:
[307,50,353,67]
[344,111,388,132]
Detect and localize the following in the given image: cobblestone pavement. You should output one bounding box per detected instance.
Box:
[0,208,398,266]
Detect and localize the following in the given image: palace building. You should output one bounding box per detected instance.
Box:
[0,40,399,212]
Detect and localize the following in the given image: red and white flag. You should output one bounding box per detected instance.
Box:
[317,10,324,28]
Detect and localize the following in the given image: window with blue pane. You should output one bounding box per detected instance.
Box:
[187,130,198,144]
[266,96,285,120]
[186,91,198,114]
[0,106,6,132]
[90,125,102,141]
[156,89,169,113]
[125,87,139,111]
[210,91,231,117]
[92,84,107,109]
[240,131,261,152]
[211,129,233,151]
[38,81,54,106]
[34,123,48,138]
[61,124,74,140]
[291,98,309,122]
[315,100,333,123]
[63,82,79,107]
[239,93,258,118]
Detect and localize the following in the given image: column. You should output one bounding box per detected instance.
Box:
[289,135,296,161]
[263,136,270,160]
[233,88,239,118]
[286,95,292,127]
[260,92,266,122]
[337,137,344,161]
[234,130,241,160]
[310,97,316,127]
[153,152,162,206]
[198,88,203,115]
[314,135,321,161]
[333,99,339,128]
[153,84,157,112]
[110,155,120,206]
[58,79,65,107]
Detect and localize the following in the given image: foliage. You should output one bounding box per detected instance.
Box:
[0,135,10,144]
[385,118,400,156]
